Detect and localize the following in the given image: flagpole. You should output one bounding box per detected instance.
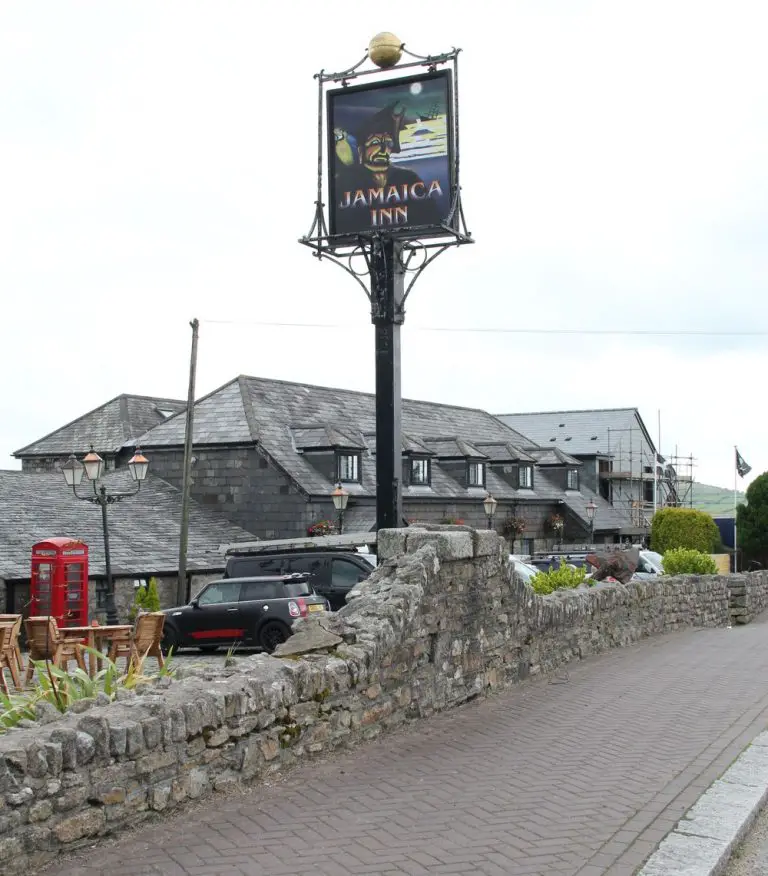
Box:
[734,445,738,573]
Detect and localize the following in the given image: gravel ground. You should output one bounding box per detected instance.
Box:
[725,804,768,875]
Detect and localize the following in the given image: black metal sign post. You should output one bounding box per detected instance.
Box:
[372,236,405,528]
[300,33,473,532]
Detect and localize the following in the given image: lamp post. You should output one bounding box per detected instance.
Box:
[61,446,149,625]
[331,483,349,535]
[483,493,498,531]
[585,498,597,546]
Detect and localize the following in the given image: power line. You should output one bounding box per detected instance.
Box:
[200,319,768,337]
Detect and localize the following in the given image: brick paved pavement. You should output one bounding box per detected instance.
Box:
[46,615,768,876]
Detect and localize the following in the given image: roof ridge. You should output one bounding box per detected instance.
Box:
[13,393,188,457]
[497,407,638,416]
[238,374,510,419]
[13,395,123,456]
[135,377,247,443]
[237,376,261,442]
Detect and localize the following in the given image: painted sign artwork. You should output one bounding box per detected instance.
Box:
[327,70,454,238]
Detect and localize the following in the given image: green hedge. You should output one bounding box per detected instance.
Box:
[650,508,719,554]
[662,548,717,576]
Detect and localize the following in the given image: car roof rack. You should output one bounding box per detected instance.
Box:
[219,531,378,556]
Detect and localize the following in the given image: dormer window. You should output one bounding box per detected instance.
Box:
[411,458,431,486]
[467,461,485,487]
[337,453,361,483]
[519,464,533,489]
[567,469,579,490]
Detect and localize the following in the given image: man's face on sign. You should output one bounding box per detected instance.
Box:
[361,132,395,173]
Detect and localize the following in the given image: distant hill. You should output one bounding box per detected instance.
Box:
[690,482,745,518]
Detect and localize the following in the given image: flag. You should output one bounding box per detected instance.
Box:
[736,448,752,478]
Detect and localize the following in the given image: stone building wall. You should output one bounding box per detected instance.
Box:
[147,446,311,539]
[0,527,759,872]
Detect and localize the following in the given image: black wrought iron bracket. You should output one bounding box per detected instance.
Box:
[298,41,473,318]
[70,481,142,506]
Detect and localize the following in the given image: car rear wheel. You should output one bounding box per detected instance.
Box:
[259,621,290,653]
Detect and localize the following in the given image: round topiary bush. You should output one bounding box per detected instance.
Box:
[651,508,720,554]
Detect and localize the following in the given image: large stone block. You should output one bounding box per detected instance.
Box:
[376,529,408,560]
[406,530,473,561]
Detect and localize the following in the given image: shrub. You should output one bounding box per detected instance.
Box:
[662,548,718,576]
[144,577,161,613]
[651,508,720,554]
[530,560,587,595]
[1,649,175,732]
[738,472,768,569]
[129,583,147,621]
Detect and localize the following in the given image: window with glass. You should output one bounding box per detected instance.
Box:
[331,559,366,590]
[239,580,280,601]
[338,453,360,483]
[567,469,579,490]
[519,464,533,489]
[35,563,52,614]
[644,480,654,503]
[197,580,242,606]
[467,462,485,487]
[411,458,431,486]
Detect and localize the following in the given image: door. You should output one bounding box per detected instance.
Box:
[238,580,282,642]
[63,562,86,627]
[186,580,245,645]
[31,562,53,616]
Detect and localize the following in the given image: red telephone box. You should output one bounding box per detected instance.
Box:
[30,538,89,628]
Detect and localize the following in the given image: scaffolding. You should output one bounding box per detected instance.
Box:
[602,428,696,531]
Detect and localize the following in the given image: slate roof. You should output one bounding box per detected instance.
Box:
[292,426,366,451]
[136,376,536,500]
[495,409,656,457]
[14,395,186,458]
[0,469,254,579]
[475,442,538,464]
[527,447,583,467]
[559,488,630,532]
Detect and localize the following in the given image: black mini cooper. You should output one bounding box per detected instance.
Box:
[162,574,327,653]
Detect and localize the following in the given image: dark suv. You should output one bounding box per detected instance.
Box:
[162,574,327,653]
[225,549,375,611]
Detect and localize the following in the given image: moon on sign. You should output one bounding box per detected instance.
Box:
[410,82,423,95]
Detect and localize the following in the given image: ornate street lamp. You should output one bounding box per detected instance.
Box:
[62,445,150,625]
[483,492,498,531]
[331,483,349,535]
[585,498,598,545]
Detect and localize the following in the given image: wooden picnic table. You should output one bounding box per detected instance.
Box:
[58,625,133,677]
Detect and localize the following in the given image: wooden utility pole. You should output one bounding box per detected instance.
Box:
[177,318,199,605]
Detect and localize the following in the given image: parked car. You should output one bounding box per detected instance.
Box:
[509,557,542,585]
[162,574,327,654]
[633,550,664,580]
[225,549,375,611]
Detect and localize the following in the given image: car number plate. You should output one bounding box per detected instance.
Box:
[308,604,325,612]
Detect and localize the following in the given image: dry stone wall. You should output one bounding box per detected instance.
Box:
[728,570,768,624]
[0,527,761,873]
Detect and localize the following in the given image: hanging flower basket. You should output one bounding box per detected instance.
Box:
[501,516,526,540]
[308,519,337,537]
[548,513,565,532]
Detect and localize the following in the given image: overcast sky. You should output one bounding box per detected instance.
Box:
[1,1,765,495]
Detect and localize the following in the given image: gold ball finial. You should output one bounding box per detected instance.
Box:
[368,32,403,69]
